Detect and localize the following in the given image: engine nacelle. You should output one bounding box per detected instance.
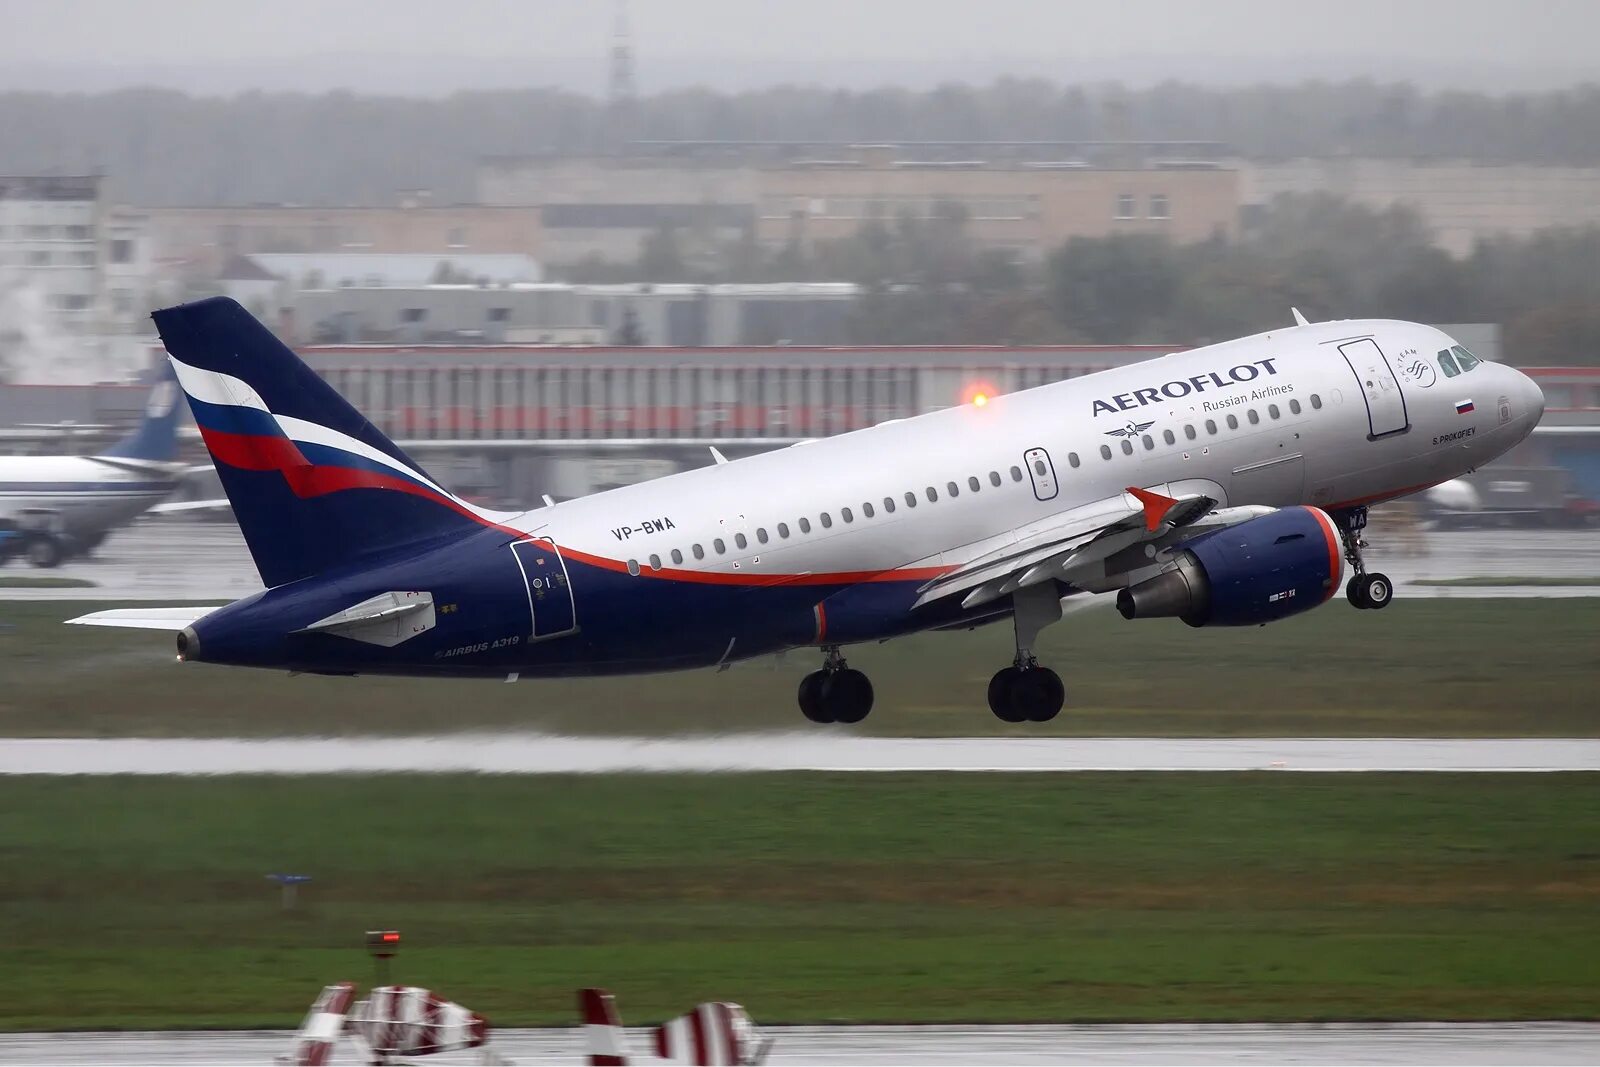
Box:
[1117,506,1343,627]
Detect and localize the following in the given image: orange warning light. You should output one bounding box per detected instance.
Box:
[961,380,998,407]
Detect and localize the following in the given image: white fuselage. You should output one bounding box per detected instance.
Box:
[0,454,178,542]
[520,320,1542,585]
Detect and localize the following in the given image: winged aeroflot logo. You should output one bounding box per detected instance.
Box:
[1104,420,1155,438]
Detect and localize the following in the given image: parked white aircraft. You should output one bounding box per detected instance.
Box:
[72,299,1543,724]
[0,367,182,566]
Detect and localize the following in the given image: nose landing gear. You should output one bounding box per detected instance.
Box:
[798,645,874,724]
[1335,506,1394,610]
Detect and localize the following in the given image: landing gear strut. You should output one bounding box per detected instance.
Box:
[798,646,874,725]
[987,584,1067,723]
[1334,506,1393,611]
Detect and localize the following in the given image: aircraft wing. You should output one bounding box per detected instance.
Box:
[65,606,223,631]
[913,485,1272,611]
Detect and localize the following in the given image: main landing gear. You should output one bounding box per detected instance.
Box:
[798,646,874,724]
[987,584,1066,723]
[1335,506,1394,611]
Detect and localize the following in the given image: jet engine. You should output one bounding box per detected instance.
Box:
[1116,506,1343,627]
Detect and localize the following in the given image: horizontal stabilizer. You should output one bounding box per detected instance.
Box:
[66,606,222,631]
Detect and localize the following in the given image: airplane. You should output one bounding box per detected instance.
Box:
[0,364,184,567]
[70,297,1544,724]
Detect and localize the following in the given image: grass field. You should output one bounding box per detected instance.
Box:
[2,598,1598,737]
[1,773,1596,1031]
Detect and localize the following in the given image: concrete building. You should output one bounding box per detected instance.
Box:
[0,176,105,329]
[1242,158,1600,256]
[283,282,858,347]
[144,202,545,277]
[477,141,1239,265]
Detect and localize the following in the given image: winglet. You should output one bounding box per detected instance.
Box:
[709,446,730,466]
[1125,485,1179,532]
[1291,307,1310,327]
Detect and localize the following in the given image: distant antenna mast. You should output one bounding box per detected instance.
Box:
[605,0,637,153]
[608,0,636,108]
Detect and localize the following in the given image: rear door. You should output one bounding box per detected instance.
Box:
[1338,338,1409,438]
[510,537,577,640]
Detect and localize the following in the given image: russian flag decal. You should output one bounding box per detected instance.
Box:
[1455,399,1475,414]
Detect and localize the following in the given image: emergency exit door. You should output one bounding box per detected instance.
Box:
[510,537,577,640]
[1338,338,1410,438]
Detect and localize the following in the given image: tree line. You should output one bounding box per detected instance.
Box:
[580,194,1600,365]
[3,79,1600,206]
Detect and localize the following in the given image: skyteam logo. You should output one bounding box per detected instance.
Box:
[1104,420,1155,438]
[1094,358,1280,416]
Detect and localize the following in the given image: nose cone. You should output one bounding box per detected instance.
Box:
[1522,371,1546,426]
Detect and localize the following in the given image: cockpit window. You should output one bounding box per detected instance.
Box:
[1452,345,1481,371]
[1438,348,1460,378]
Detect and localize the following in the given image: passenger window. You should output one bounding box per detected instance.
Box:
[1453,345,1480,371]
[989,471,1002,487]
[671,548,684,564]
[840,507,853,523]
[757,528,769,544]
[1439,349,1460,377]
[1068,452,1081,468]
[1184,425,1197,440]
[692,543,705,560]
[1010,466,1024,482]
[883,497,896,513]
[1226,414,1239,429]
[968,476,981,492]
[627,558,640,576]
[863,502,874,518]
[735,532,747,549]
[1100,444,1113,460]
[1120,439,1134,456]
[1310,394,1323,410]
[1269,403,1280,419]
[926,486,938,502]
[1205,418,1217,434]
[799,517,812,533]
[714,538,726,554]
[648,553,661,570]
[777,522,790,538]
[1141,434,1154,450]
[1163,429,1176,445]
[820,512,833,529]
[1032,459,1047,476]
[947,481,959,498]
[904,491,917,508]
[1289,399,1301,415]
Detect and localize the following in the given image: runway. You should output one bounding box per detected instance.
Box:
[3,735,1598,774]
[3,1022,1598,1065]
[1,523,1597,602]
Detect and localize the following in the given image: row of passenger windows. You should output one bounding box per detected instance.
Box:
[625,464,1041,574]
[623,393,1324,575]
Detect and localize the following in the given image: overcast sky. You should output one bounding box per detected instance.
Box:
[2,0,1595,94]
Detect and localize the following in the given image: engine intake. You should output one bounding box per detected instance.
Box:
[1117,506,1343,628]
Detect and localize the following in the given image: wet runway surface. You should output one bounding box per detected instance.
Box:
[4,735,1598,774]
[4,1022,1598,1065]
[1,523,1597,602]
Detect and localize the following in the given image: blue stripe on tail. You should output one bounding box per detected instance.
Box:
[153,297,487,588]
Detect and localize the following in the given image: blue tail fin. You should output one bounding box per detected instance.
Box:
[99,362,181,462]
[153,297,492,588]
